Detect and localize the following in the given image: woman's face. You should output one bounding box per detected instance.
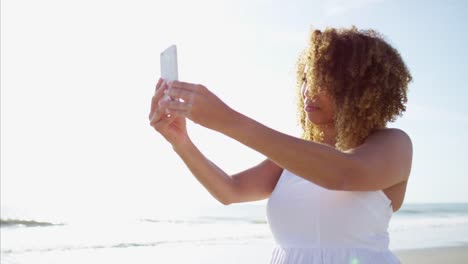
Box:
[301,74,336,126]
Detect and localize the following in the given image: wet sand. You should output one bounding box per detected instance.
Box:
[394,245,468,264]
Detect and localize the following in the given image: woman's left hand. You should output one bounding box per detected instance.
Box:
[164,80,236,132]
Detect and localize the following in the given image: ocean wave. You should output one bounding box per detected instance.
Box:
[396,203,468,216]
[141,216,267,225]
[198,216,267,224]
[1,218,65,228]
[1,235,271,254]
[389,215,468,232]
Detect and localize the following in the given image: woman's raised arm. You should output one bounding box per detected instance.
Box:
[173,139,283,205]
[164,81,411,192]
[151,79,282,205]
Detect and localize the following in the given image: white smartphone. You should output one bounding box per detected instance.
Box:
[159,45,179,114]
[160,45,178,81]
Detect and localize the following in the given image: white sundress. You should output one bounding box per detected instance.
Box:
[266,169,401,264]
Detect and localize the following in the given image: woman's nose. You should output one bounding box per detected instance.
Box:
[301,85,309,98]
[303,89,315,100]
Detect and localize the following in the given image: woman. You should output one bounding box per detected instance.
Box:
[149,26,413,264]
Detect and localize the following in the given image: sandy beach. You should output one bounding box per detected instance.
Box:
[394,245,468,264]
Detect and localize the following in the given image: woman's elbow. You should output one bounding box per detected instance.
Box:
[219,198,232,206]
[217,187,238,206]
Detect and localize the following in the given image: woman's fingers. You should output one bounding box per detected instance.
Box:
[170,80,200,92]
[164,87,195,105]
[166,80,202,104]
[152,112,177,133]
[165,99,193,112]
[159,97,192,115]
[149,81,169,120]
[149,98,191,127]
[149,107,163,126]
[150,80,205,128]
[155,77,164,93]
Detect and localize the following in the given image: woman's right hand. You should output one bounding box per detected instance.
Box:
[149,78,191,148]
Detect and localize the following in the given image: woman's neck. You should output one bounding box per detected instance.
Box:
[317,123,337,147]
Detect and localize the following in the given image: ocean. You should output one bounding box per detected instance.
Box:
[1,203,468,263]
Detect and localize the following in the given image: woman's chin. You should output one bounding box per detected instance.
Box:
[306,117,321,125]
[307,117,331,126]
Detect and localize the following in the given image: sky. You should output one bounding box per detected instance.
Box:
[1,0,468,222]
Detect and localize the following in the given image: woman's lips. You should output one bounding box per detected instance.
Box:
[305,105,320,112]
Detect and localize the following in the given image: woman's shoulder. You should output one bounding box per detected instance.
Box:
[373,127,411,140]
[367,127,413,151]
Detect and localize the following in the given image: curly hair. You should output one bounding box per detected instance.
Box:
[295,25,412,151]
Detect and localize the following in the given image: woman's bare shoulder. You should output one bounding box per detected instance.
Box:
[372,128,412,143]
